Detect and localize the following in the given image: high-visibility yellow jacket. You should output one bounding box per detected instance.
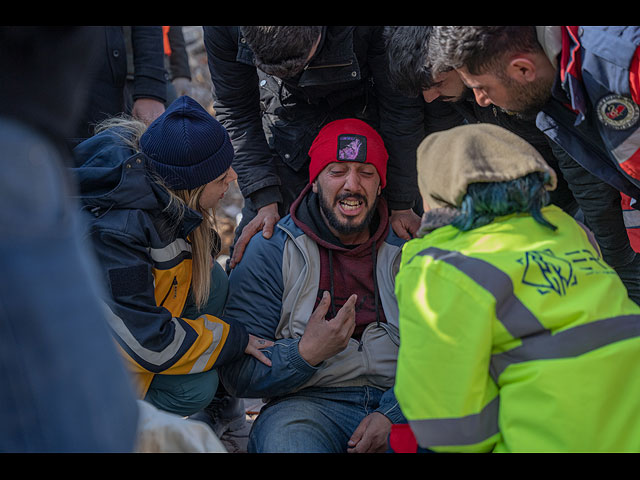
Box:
[395,205,640,452]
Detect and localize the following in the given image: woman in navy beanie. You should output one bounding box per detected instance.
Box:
[71,96,273,422]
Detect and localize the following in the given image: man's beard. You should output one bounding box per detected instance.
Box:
[500,73,553,121]
[317,185,378,237]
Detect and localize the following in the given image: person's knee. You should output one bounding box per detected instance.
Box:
[248,399,344,453]
[144,369,219,417]
[183,373,218,414]
[249,417,313,453]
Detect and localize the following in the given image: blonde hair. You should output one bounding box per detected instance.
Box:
[171,185,220,309]
[95,115,220,310]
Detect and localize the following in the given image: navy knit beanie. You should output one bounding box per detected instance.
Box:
[140,95,234,191]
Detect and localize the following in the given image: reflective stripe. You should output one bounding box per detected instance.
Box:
[491,314,640,380]
[409,396,499,447]
[149,238,192,263]
[411,247,546,339]
[611,128,640,166]
[103,301,227,373]
[189,316,227,373]
[623,207,640,228]
[101,301,188,368]
[412,247,640,384]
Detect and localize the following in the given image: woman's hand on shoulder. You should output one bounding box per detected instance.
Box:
[245,334,274,366]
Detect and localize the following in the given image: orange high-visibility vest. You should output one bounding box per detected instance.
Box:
[162,26,172,56]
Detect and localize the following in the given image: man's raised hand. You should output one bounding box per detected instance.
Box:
[298,291,357,366]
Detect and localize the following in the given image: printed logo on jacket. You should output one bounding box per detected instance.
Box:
[596,94,639,130]
[517,247,613,295]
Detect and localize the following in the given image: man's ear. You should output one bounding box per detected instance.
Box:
[312,180,318,194]
[506,55,538,83]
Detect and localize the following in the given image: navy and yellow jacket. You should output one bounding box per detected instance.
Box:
[70,128,248,397]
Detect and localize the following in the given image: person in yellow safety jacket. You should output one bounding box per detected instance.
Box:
[393,123,640,453]
[71,95,273,418]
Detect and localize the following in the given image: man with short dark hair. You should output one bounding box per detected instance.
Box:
[217,118,406,453]
[239,26,324,79]
[426,25,640,305]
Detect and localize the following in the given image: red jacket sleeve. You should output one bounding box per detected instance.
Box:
[630,46,640,105]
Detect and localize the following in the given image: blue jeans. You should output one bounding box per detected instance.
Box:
[248,386,389,453]
[143,261,228,417]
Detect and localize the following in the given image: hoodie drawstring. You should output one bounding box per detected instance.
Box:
[328,249,336,318]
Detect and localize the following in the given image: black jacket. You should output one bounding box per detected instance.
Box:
[204,26,457,212]
[73,26,167,140]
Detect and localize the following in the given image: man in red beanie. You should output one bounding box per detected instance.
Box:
[307,118,389,246]
[217,118,408,453]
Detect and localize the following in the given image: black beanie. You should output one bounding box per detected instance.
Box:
[140,95,234,190]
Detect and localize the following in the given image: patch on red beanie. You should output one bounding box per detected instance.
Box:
[308,118,388,188]
[337,134,367,162]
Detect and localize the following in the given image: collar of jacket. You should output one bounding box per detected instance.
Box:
[417,207,460,237]
[299,26,361,87]
[542,26,588,125]
[536,26,562,67]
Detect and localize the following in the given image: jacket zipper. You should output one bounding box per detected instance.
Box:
[159,276,178,306]
[304,60,353,70]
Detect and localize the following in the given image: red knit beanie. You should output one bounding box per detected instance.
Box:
[308,118,388,188]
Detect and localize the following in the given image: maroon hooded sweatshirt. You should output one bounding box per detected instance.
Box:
[290,184,388,339]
